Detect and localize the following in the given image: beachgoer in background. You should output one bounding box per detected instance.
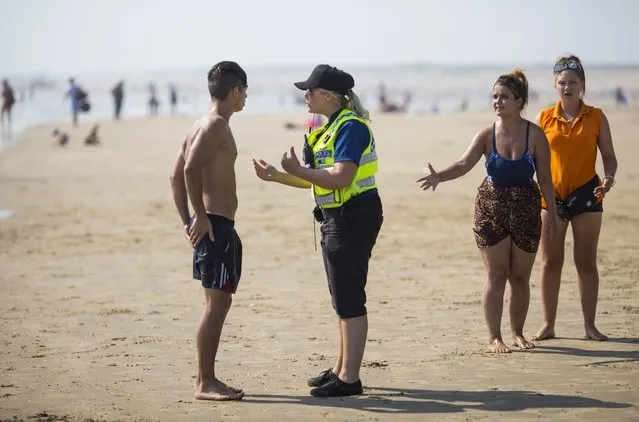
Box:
[84,124,100,146]
[66,78,90,126]
[1,79,16,140]
[169,84,178,116]
[614,86,628,108]
[283,114,325,131]
[148,82,159,117]
[378,83,412,113]
[52,128,69,147]
[111,81,125,120]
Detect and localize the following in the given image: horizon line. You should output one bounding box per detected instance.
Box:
[6,60,639,78]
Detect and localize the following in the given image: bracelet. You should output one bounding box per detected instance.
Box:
[603,176,615,187]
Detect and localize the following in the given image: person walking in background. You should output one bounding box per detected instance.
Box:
[169,83,179,116]
[148,82,159,117]
[1,79,16,140]
[111,81,125,120]
[65,78,89,126]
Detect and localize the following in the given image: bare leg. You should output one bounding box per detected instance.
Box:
[508,243,537,349]
[572,212,608,341]
[5,108,10,140]
[332,318,343,377]
[533,210,570,341]
[194,288,243,400]
[480,237,511,353]
[339,315,367,382]
[213,295,242,393]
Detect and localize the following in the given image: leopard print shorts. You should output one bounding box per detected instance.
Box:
[473,178,542,253]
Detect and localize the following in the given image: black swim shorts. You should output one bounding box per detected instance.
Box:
[192,214,242,293]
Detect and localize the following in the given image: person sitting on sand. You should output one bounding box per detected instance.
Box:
[378,83,412,113]
[417,68,558,353]
[283,114,325,131]
[531,55,618,342]
[84,124,100,146]
[52,128,69,146]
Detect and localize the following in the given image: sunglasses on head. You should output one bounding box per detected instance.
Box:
[554,60,581,73]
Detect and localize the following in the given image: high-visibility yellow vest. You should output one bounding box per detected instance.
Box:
[309,108,378,208]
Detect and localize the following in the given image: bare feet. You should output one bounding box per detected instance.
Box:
[218,379,243,394]
[195,375,243,394]
[585,325,609,341]
[488,338,511,354]
[194,379,244,401]
[531,324,556,341]
[513,335,535,350]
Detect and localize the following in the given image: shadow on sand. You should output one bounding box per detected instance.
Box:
[247,387,633,414]
[532,337,639,367]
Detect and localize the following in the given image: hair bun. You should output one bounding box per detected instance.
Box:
[510,67,528,87]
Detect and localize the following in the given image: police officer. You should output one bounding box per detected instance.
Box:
[253,64,383,397]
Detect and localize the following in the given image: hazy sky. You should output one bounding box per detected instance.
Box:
[1,0,638,75]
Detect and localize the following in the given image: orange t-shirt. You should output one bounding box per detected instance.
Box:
[538,101,603,207]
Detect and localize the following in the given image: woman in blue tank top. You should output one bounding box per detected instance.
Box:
[417,69,559,353]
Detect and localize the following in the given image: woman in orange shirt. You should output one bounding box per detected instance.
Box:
[533,55,618,342]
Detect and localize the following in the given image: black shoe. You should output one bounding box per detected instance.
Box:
[307,368,337,387]
[310,378,363,397]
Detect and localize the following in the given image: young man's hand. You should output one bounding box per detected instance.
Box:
[188,216,214,248]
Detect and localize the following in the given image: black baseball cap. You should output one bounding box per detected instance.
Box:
[294,64,355,95]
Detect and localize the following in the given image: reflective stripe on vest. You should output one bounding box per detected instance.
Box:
[315,192,339,206]
[356,175,376,189]
[315,150,377,169]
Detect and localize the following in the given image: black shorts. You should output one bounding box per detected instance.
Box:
[192,214,242,293]
[548,175,604,221]
[320,193,383,319]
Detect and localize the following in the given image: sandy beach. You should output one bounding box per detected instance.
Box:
[0,108,637,421]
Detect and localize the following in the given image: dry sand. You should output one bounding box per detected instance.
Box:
[0,107,637,421]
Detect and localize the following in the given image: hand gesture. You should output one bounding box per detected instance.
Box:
[188,215,214,248]
[252,158,278,181]
[416,163,441,191]
[281,147,301,174]
[593,177,614,199]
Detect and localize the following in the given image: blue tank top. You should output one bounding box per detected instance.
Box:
[486,121,536,187]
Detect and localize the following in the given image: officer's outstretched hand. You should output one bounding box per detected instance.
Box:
[281,147,301,174]
[417,163,440,191]
[253,158,278,182]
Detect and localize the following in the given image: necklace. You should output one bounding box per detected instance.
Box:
[560,103,581,122]
[561,109,578,122]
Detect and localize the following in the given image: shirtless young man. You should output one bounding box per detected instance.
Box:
[169,61,248,401]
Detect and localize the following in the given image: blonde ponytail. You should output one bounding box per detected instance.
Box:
[323,88,372,122]
[344,90,370,122]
